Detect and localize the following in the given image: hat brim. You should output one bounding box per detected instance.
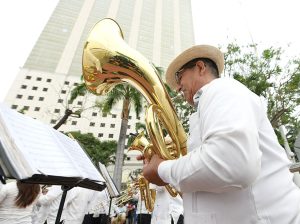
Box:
[165,45,224,90]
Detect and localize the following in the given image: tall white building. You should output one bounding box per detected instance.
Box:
[4,0,195,182]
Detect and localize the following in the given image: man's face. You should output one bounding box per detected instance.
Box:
[176,60,213,106]
[176,61,205,106]
[177,69,196,105]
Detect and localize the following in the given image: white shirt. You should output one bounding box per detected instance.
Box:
[151,185,183,224]
[31,202,49,224]
[37,185,64,224]
[63,187,92,224]
[86,189,110,216]
[133,191,151,215]
[158,78,300,224]
[0,181,38,224]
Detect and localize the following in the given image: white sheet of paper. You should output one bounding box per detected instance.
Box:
[0,104,104,182]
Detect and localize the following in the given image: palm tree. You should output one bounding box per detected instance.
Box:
[101,84,143,190]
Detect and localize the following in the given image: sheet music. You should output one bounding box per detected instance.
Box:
[0,104,104,182]
[53,131,104,181]
[99,162,119,197]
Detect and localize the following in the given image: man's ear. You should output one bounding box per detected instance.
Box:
[196,60,206,76]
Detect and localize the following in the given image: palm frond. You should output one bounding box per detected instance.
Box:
[68,83,87,104]
[101,85,125,113]
[130,88,143,118]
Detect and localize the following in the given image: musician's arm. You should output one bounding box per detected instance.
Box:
[158,85,262,193]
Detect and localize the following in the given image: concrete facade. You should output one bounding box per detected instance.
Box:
[4,0,195,183]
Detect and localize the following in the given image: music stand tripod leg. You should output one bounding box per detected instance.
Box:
[107,197,113,224]
[55,185,73,224]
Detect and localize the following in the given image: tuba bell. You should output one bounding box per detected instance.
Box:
[82,18,187,210]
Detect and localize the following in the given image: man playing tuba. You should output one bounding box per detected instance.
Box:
[141,45,300,224]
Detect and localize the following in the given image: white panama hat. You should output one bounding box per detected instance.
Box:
[166,45,224,90]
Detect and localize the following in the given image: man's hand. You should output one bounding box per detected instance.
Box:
[136,154,168,186]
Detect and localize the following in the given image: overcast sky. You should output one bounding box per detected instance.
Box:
[0,0,299,101]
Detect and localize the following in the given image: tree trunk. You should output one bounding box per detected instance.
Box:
[270,108,287,128]
[53,109,73,130]
[113,99,130,191]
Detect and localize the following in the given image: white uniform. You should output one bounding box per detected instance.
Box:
[37,185,64,224]
[86,189,111,216]
[31,202,49,224]
[151,185,183,224]
[63,187,93,224]
[133,190,151,215]
[0,181,38,224]
[158,78,300,224]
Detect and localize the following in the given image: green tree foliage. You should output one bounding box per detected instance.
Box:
[68,82,88,104]
[68,131,117,166]
[224,43,300,147]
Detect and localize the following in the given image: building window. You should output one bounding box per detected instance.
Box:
[58,99,63,103]
[34,107,40,111]
[102,113,107,117]
[128,125,131,129]
[50,119,57,124]
[71,121,77,125]
[16,94,22,99]
[25,76,31,80]
[100,123,105,127]
[74,82,78,86]
[28,96,34,100]
[61,90,66,94]
[21,85,27,89]
[46,78,52,83]
[90,122,95,127]
[129,116,132,119]
[127,157,131,161]
[54,109,60,113]
[23,106,29,110]
[11,105,17,109]
[77,101,82,105]
[36,77,42,81]
[43,88,48,92]
[112,114,117,118]
[98,133,103,137]
[108,134,114,138]
[64,81,70,85]
[92,112,97,116]
[32,86,38,90]
[39,97,44,101]
[110,124,115,128]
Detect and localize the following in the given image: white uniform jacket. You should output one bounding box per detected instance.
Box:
[158,78,300,224]
[133,190,151,215]
[37,185,65,224]
[151,185,183,224]
[0,181,38,224]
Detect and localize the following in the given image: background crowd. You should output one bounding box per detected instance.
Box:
[0,179,184,224]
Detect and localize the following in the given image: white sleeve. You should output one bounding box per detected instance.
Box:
[158,82,263,193]
[0,184,8,203]
[38,186,62,205]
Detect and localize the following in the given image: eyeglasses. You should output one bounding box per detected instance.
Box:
[175,63,197,85]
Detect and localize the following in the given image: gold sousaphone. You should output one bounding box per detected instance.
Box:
[82,18,187,211]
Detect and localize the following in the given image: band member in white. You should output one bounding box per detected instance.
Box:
[151,185,183,224]
[141,45,300,224]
